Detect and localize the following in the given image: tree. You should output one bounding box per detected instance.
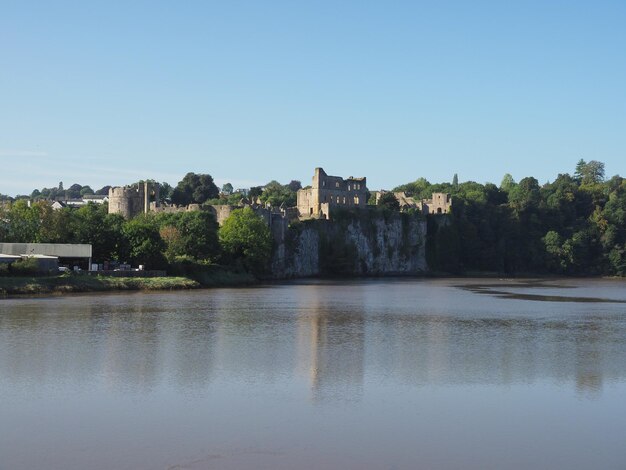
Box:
[156,211,220,261]
[508,177,540,212]
[219,207,272,274]
[80,186,94,196]
[221,183,234,195]
[171,173,219,205]
[452,174,459,189]
[71,203,127,262]
[248,186,263,201]
[67,183,83,196]
[95,185,111,195]
[287,180,302,192]
[159,225,184,263]
[393,177,431,198]
[259,180,296,207]
[500,174,516,193]
[158,182,173,202]
[575,159,605,184]
[377,192,400,210]
[122,215,167,268]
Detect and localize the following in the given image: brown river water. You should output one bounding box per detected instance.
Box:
[1,278,626,469]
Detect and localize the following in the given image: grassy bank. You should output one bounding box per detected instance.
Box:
[0,265,261,296]
[0,274,201,296]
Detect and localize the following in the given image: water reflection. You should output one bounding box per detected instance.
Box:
[1,280,626,401]
[296,288,365,402]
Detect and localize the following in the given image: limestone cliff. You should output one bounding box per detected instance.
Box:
[271,209,427,278]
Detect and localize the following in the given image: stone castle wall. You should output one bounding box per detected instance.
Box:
[297,167,368,219]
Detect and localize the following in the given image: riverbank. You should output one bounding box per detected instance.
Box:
[0,270,258,297]
[0,274,199,296]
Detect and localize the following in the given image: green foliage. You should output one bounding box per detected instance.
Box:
[155,211,219,262]
[248,186,263,200]
[7,257,42,276]
[171,172,219,205]
[122,215,167,269]
[158,182,173,202]
[377,192,400,210]
[287,180,302,192]
[219,207,272,274]
[575,159,605,185]
[500,173,516,193]
[400,159,626,276]
[259,180,297,207]
[393,177,431,199]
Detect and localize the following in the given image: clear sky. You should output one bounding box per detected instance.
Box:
[1,0,625,195]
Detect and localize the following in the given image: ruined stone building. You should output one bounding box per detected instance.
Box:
[375,191,452,215]
[297,168,368,219]
[421,193,452,214]
[108,182,160,219]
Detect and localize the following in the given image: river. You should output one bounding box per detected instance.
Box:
[1,278,626,469]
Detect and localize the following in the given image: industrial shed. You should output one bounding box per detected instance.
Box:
[0,243,92,270]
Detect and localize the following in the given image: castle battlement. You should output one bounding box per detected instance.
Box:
[108,182,159,219]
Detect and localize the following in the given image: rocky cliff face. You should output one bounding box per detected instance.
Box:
[271,210,427,278]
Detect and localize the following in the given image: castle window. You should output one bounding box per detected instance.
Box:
[354,196,359,204]
[343,197,346,204]
[348,185,351,191]
[335,182,340,188]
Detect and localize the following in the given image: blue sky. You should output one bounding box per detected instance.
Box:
[1,0,625,195]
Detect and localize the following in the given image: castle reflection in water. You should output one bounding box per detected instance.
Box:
[1,280,623,399]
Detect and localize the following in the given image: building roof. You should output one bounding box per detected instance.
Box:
[0,243,92,258]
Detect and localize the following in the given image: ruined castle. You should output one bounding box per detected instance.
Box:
[375,191,452,215]
[108,168,451,223]
[108,182,161,219]
[297,167,368,219]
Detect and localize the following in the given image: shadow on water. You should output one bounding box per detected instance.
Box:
[457,282,626,303]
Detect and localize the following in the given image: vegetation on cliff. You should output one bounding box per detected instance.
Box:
[399,160,626,276]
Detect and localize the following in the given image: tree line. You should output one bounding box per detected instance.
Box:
[396,160,626,276]
[3,161,625,277]
[0,201,272,275]
[1,172,303,209]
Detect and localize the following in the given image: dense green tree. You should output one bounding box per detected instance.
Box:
[155,211,219,261]
[508,177,540,212]
[219,207,272,274]
[171,173,219,205]
[80,186,94,196]
[259,180,297,207]
[248,186,264,200]
[71,203,127,262]
[575,159,605,184]
[377,192,400,210]
[158,182,173,202]
[122,215,167,269]
[96,185,111,195]
[221,183,234,195]
[393,177,431,198]
[500,173,516,193]
[65,183,83,199]
[287,180,302,192]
